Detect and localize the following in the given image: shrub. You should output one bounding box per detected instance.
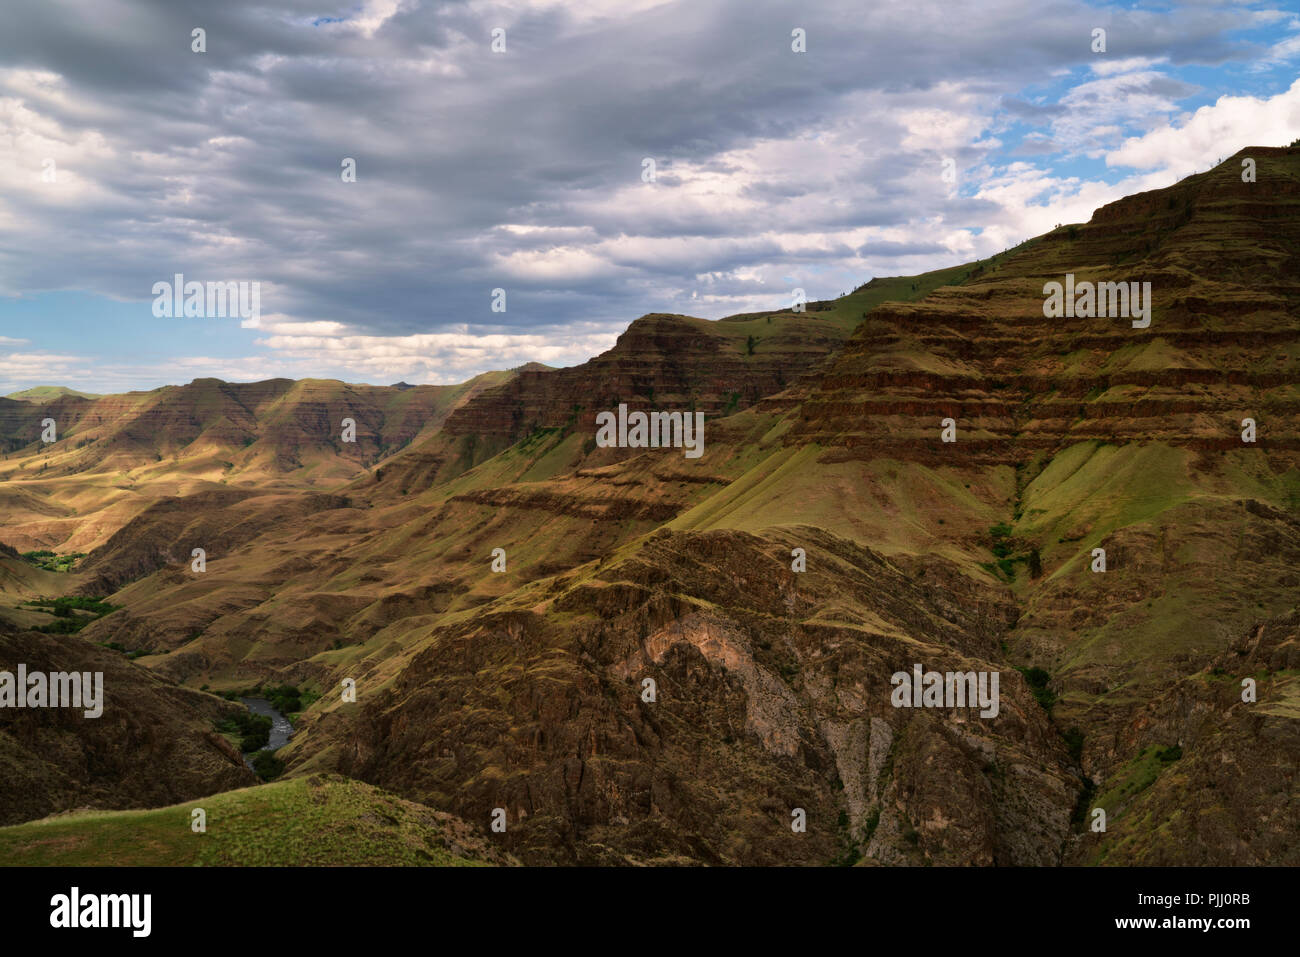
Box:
[251,751,285,781]
[24,594,119,632]
[216,712,273,752]
[20,551,87,572]
[35,618,82,635]
[264,684,304,714]
[1063,727,1085,764]
[1018,666,1057,712]
[862,807,880,842]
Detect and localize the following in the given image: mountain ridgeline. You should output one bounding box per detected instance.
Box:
[1,147,1296,865]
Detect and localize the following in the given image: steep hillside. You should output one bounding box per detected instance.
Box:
[793,146,1299,458]
[366,275,958,493]
[0,626,255,825]
[1068,609,1299,865]
[325,527,1073,865]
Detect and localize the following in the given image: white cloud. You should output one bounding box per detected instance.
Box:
[1108,78,1300,177]
[1089,56,1168,77]
[251,328,619,384]
[1052,68,1191,156]
[1255,25,1300,69]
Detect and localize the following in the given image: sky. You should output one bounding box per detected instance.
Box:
[0,0,1298,394]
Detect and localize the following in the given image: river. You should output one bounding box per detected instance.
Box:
[238,696,293,769]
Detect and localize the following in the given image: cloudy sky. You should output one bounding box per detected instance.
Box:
[1,0,1298,394]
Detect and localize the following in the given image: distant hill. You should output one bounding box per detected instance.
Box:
[0,369,522,554]
[4,386,100,401]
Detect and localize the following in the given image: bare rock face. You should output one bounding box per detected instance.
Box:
[0,627,255,826]
[329,528,1075,865]
[1068,610,1300,865]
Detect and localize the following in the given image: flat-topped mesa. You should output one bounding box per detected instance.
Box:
[789,146,1300,464]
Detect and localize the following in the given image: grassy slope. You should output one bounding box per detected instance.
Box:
[706,257,1006,350]
[4,386,102,401]
[0,774,507,866]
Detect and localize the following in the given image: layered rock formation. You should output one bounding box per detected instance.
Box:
[793,147,1300,461]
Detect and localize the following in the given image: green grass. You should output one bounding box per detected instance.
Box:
[22,594,119,633]
[711,252,1001,344]
[1085,744,1188,859]
[0,776,500,866]
[20,550,86,573]
[1091,745,1179,825]
[1018,443,1194,557]
[4,386,101,402]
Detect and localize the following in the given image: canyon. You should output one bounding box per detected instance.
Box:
[0,146,1296,865]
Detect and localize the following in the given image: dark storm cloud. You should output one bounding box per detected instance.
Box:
[0,0,1262,348]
